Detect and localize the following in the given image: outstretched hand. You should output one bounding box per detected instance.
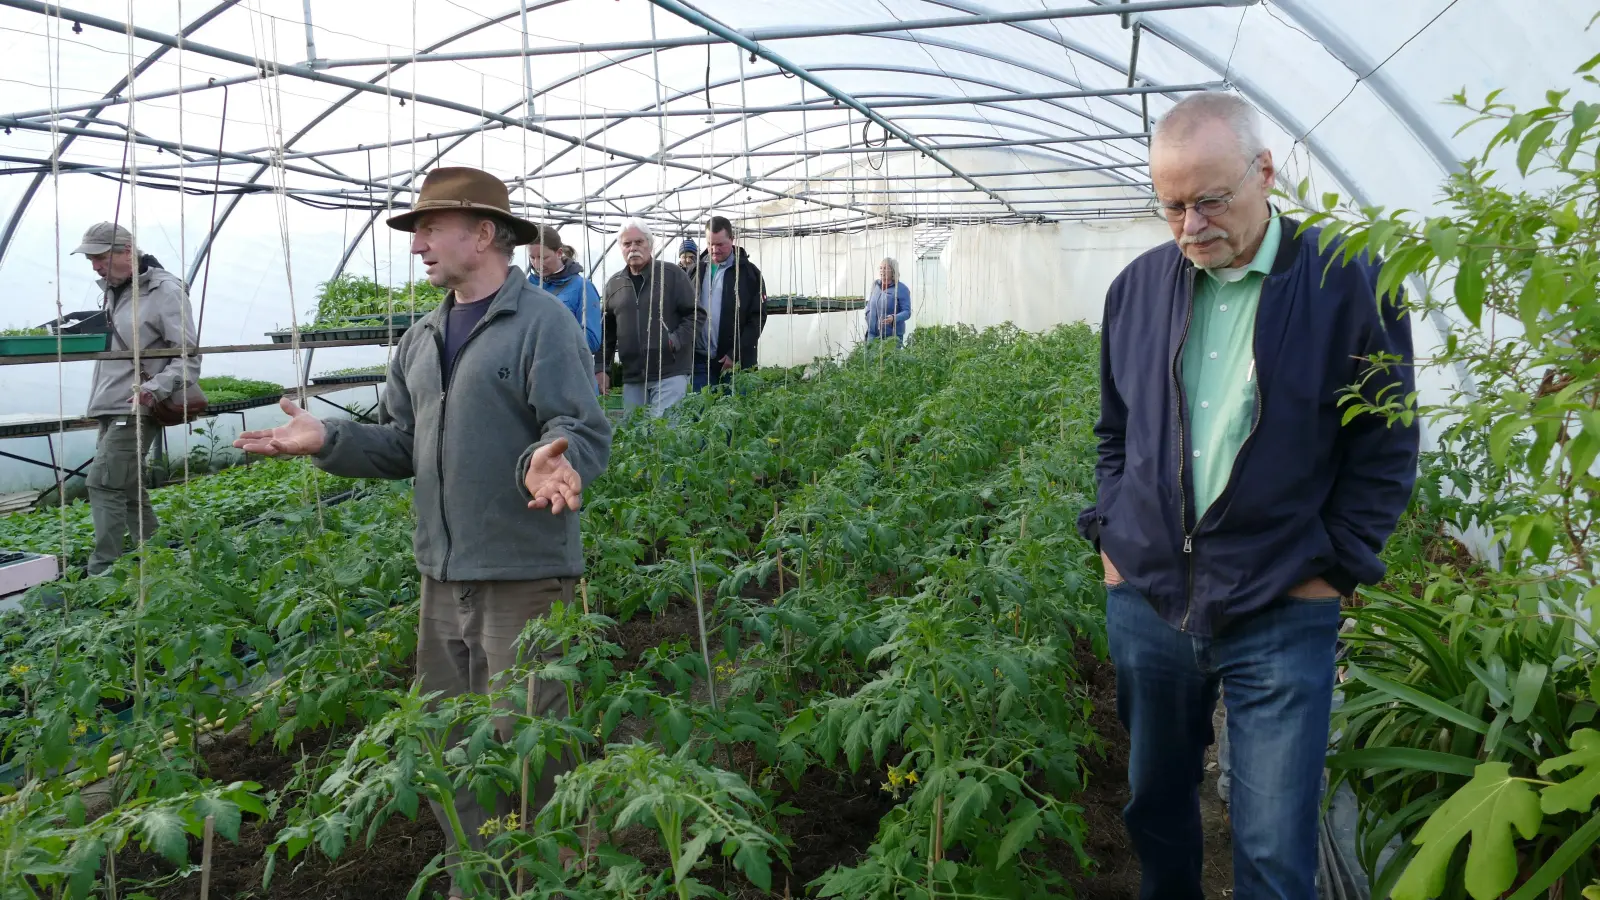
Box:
[525,436,583,513]
[233,397,328,457]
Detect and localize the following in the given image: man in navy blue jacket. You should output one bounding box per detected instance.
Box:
[1077,93,1418,899]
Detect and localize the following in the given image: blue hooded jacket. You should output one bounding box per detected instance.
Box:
[530,259,602,364]
[865,280,911,340]
[1076,216,1419,637]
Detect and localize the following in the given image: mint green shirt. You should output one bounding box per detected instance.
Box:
[1181,215,1281,521]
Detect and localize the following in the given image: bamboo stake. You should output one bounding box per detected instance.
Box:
[199,815,215,900]
[518,671,535,896]
[690,547,719,713]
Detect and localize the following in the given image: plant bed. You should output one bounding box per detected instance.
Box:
[113,723,452,900]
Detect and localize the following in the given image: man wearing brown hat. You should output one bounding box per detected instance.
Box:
[73,222,201,576]
[234,167,611,893]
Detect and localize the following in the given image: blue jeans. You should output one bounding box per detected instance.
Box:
[1106,583,1339,900]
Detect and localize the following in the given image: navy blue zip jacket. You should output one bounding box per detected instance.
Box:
[1075,215,1419,637]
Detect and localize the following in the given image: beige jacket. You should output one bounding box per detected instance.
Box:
[87,260,202,418]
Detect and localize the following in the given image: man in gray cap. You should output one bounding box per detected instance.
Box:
[73,222,200,576]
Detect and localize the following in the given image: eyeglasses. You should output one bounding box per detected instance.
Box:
[1153,156,1261,223]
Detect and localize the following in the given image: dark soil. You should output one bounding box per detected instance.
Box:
[113,724,452,900]
[107,622,1233,900]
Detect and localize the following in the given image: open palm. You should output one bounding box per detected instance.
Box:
[233,398,328,456]
[525,437,583,513]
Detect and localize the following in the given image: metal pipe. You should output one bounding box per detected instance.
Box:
[301,0,318,64]
[415,81,1221,122]
[553,181,1151,204]
[657,131,1148,158]
[647,0,1023,217]
[315,0,1252,68]
[784,162,1150,181]
[519,0,538,121]
[0,116,404,193]
[0,0,869,220]
[7,72,258,122]
[0,0,243,270]
[191,0,578,288]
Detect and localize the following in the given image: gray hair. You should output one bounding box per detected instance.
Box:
[474,214,519,259]
[617,217,654,242]
[879,257,899,282]
[1152,91,1265,159]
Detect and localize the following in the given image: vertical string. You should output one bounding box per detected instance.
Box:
[47,3,68,598]
[123,0,147,608]
[176,0,191,499]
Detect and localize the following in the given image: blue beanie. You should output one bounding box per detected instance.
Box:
[680,238,698,255]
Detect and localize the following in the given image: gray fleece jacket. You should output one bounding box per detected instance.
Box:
[313,266,612,582]
[88,260,202,418]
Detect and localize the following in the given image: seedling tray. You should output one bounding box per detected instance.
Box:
[311,371,387,386]
[266,326,406,345]
[348,311,430,329]
[204,393,285,414]
[0,333,110,355]
[763,296,867,316]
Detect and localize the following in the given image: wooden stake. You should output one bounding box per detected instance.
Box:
[690,547,719,713]
[518,671,535,896]
[199,815,215,900]
[580,579,591,616]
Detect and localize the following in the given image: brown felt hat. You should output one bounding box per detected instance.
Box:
[385,167,540,244]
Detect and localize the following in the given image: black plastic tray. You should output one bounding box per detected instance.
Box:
[266,326,407,345]
[763,296,867,315]
[310,372,386,386]
[202,393,285,414]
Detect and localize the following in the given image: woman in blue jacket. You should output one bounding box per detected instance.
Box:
[865,257,911,344]
[529,226,603,387]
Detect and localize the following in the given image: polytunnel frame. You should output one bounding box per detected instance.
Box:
[0,0,1478,397]
[0,0,1249,277]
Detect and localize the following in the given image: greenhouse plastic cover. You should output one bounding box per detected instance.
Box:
[0,0,1595,489]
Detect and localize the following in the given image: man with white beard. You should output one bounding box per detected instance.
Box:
[600,219,697,417]
[1077,92,1418,899]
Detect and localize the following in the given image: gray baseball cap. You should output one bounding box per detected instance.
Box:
[71,222,135,256]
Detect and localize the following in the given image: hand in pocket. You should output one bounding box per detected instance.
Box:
[1102,552,1124,587]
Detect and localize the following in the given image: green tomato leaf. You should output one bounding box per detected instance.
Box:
[733,841,773,891]
[943,776,993,847]
[194,796,243,843]
[1391,762,1542,900]
[1537,729,1600,815]
[779,708,816,747]
[664,707,691,746]
[995,805,1042,866]
[138,808,190,864]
